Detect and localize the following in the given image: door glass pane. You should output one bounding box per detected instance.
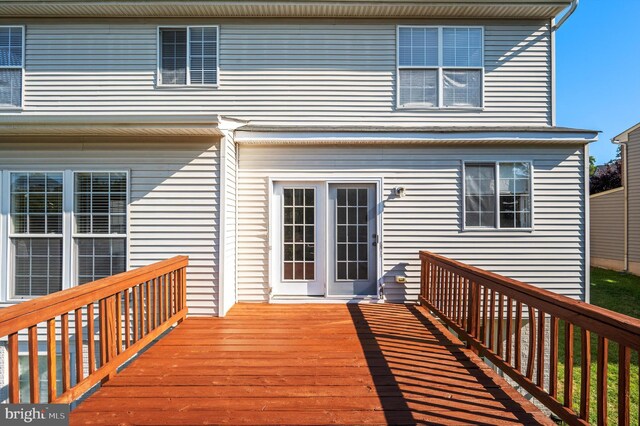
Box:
[282,188,315,281]
[336,188,368,281]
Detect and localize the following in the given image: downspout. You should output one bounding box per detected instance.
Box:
[612,138,629,272]
[552,0,579,31]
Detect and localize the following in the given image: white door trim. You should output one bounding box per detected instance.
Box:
[267,176,384,300]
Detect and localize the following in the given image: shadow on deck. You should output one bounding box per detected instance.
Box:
[70,303,552,425]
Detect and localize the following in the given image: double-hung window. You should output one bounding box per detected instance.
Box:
[464,162,532,229]
[4,171,128,299]
[10,172,63,296]
[398,26,483,109]
[158,26,218,86]
[0,26,24,109]
[74,172,127,284]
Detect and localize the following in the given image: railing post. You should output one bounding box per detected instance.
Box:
[180,267,187,321]
[466,280,480,354]
[103,295,117,382]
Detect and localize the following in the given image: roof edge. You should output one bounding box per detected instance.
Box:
[612,121,640,143]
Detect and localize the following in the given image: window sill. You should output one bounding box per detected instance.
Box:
[0,106,23,112]
[461,227,534,233]
[397,106,484,111]
[155,84,219,90]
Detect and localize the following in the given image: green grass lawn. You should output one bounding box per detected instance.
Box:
[555,268,640,425]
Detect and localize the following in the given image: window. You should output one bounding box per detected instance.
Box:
[10,173,63,296]
[398,26,483,109]
[74,172,127,284]
[0,26,24,108]
[464,162,532,229]
[18,354,65,403]
[159,26,218,86]
[4,171,128,299]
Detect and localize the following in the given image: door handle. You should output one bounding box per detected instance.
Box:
[372,234,379,246]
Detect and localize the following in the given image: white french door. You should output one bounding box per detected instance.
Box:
[272,181,378,298]
[327,183,378,296]
[272,183,326,296]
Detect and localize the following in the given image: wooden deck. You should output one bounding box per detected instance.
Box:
[70,303,553,425]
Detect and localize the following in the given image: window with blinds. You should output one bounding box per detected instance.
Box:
[7,170,128,298]
[0,26,24,108]
[159,26,218,86]
[74,172,127,284]
[464,162,533,229]
[398,26,483,109]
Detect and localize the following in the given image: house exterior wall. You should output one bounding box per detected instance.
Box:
[1,18,551,127]
[237,143,587,303]
[0,139,220,316]
[219,132,238,315]
[589,188,625,271]
[628,128,640,275]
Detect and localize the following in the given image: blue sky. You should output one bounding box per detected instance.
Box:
[556,0,640,164]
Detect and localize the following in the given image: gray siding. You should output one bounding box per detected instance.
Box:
[11,19,550,126]
[0,140,220,316]
[590,189,625,262]
[628,129,640,266]
[237,144,586,303]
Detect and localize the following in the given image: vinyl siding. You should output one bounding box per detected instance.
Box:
[0,140,220,316]
[628,129,640,265]
[590,189,624,262]
[12,19,550,126]
[237,144,586,303]
[219,133,237,314]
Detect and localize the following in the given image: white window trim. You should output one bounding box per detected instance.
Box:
[396,25,485,110]
[0,169,130,303]
[156,25,220,88]
[461,161,534,232]
[0,25,25,111]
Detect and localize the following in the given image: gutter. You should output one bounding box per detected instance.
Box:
[553,0,579,31]
[612,137,629,272]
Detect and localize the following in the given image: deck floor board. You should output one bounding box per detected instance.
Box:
[70,303,553,425]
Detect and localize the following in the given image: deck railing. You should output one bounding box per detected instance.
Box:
[0,256,188,405]
[419,251,639,426]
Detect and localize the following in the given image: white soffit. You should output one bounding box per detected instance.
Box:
[0,1,571,19]
[235,128,599,145]
[0,114,222,137]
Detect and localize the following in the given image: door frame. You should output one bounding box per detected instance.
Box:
[268,176,384,300]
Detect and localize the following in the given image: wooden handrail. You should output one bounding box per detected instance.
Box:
[419,250,639,426]
[1,256,188,405]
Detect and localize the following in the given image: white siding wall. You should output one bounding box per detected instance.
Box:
[237,144,586,303]
[589,189,625,270]
[0,140,220,316]
[10,19,550,126]
[627,129,640,271]
[219,133,237,315]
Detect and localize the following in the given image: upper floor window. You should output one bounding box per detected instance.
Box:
[464,162,532,229]
[0,26,24,109]
[398,26,483,109]
[158,26,218,86]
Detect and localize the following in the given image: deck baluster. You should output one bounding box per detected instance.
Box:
[75,308,84,383]
[580,329,591,420]
[28,326,39,403]
[549,316,559,398]
[564,322,574,410]
[47,319,57,402]
[597,336,609,425]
